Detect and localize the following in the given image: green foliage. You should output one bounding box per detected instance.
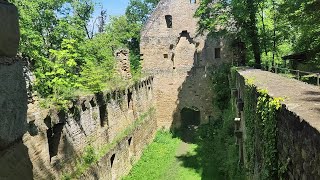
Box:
[126,0,160,24]
[192,103,245,180]
[243,82,257,174]
[79,60,113,93]
[9,0,158,108]
[124,106,245,180]
[83,145,98,164]
[196,0,320,70]
[256,90,282,179]
[125,0,160,72]
[243,82,283,179]
[210,64,231,112]
[124,66,245,180]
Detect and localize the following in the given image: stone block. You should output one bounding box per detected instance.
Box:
[0,1,20,57]
[0,61,27,150]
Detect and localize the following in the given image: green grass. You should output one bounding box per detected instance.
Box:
[124,104,245,180]
[123,130,183,180]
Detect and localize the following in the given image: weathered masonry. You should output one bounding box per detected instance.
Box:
[140,0,232,129]
[0,75,156,179]
[234,69,320,179]
[0,2,157,179]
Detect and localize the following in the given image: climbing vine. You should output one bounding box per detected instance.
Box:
[257,89,282,179]
[243,80,282,179]
[243,80,257,175]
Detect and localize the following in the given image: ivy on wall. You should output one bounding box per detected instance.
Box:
[243,80,257,175]
[243,78,282,179]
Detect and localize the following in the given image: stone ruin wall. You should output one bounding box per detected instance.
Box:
[235,72,320,179]
[141,0,233,129]
[0,2,158,179]
[0,75,156,179]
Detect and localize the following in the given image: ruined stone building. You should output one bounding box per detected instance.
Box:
[140,0,232,129]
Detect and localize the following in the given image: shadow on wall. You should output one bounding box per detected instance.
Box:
[0,59,33,179]
[170,32,227,130]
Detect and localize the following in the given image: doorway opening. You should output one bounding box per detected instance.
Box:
[181,107,200,127]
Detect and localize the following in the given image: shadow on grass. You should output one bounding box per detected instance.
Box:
[173,120,245,180]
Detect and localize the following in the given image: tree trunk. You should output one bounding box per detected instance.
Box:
[247,0,261,69]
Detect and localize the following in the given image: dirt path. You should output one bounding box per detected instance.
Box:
[176,141,191,156]
[160,127,201,180]
[160,140,200,180]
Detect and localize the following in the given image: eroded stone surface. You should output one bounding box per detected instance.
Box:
[116,49,132,80]
[0,59,27,150]
[141,0,232,129]
[237,69,320,179]
[0,1,20,57]
[0,75,156,179]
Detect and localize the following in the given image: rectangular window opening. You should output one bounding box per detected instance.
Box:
[215,48,221,59]
[164,54,168,58]
[165,15,172,28]
[110,154,116,168]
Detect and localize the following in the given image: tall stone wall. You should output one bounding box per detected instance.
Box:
[0,57,28,151]
[277,107,320,179]
[141,0,232,129]
[0,0,20,57]
[0,76,157,179]
[235,71,320,179]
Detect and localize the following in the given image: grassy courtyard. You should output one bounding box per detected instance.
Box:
[124,116,245,180]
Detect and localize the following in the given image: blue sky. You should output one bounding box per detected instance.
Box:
[93,0,130,17]
[88,0,130,33]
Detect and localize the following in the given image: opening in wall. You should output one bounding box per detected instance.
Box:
[128,137,132,146]
[110,154,116,168]
[99,104,108,127]
[81,101,87,112]
[89,99,96,107]
[215,48,221,59]
[47,123,64,161]
[190,0,196,3]
[165,15,172,28]
[164,54,168,58]
[181,107,201,127]
[127,90,133,109]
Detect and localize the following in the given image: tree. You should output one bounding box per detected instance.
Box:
[196,0,262,67]
[125,0,159,24]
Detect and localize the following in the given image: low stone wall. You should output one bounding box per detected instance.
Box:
[235,70,320,179]
[80,108,156,180]
[0,72,156,179]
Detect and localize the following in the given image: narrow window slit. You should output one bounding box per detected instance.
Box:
[165,15,172,28]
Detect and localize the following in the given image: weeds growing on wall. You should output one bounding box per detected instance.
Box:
[62,107,155,179]
[243,79,282,179]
